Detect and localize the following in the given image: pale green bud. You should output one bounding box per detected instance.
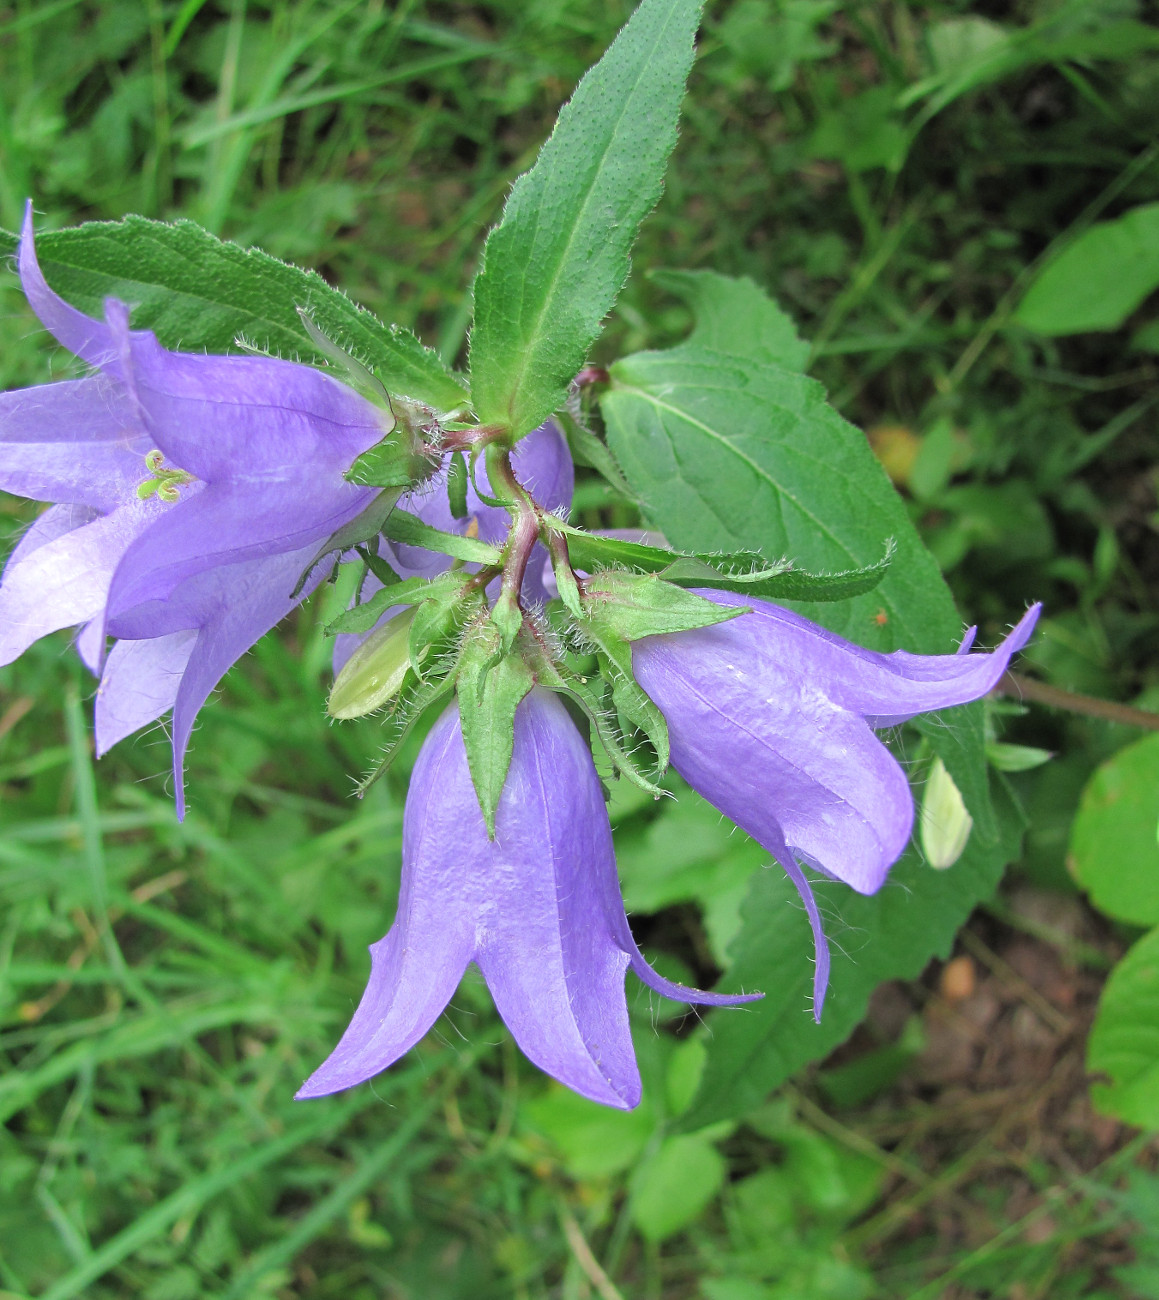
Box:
[328,608,416,720]
[920,756,973,869]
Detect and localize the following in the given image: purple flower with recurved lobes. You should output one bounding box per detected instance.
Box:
[297,689,757,1109]
[631,593,1042,1015]
[0,204,393,814]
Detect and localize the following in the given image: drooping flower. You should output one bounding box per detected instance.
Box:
[631,594,1042,1015]
[331,418,573,676]
[0,204,394,813]
[297,689,757,1109]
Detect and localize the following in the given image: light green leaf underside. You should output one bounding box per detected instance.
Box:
[469,0,703,435]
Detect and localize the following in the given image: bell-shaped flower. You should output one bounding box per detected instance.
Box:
[631,594,1042,1016]
[332,418,573,675]
[297,689,757,1109]
[0,204,395,813]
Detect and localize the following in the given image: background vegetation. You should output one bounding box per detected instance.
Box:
[1,0,1158,1296]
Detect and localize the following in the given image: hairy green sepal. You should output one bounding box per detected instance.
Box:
[456,622,537,838]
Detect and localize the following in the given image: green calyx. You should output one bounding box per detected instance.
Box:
[344,395,439,492]
[579,570,747,641]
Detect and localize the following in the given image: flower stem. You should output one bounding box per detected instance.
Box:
[994,670,1159,732]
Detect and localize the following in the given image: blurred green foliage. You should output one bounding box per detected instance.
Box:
[3,0,1159,1296]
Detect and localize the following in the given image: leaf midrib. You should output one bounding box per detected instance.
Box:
[483,2,686,426]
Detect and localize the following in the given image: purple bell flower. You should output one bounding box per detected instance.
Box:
[632,594,1042,1017]
[297,689,758,1109]
[0,204,392,814]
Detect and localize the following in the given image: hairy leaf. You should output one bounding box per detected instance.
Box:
[4,216,467,411]
[553,520,891,602]
[469,0,703,435]
[649,267,809,370]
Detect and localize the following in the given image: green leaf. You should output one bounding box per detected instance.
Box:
[1015,204,1159,336]
[456,628,536,836]
[447,451,469,519]
[584,629,670,777]
[649,268,809,370]
[11,216,468,411]
[409,579,486,679]
[604,274,1022,1122]
[1088,925,1159,1127]
[381,509,505,565]
[528,641,666,800]
[600,346,960,649]
[1069,733,1159,927]
[679,778,1024,1129]
[294,487,404,597]
[557,408,635,499]
[469,0,703,435]
[655,551,892,602]
[554,520,892,602]
[629,1133,726,1242]
[520,1084,656,1180]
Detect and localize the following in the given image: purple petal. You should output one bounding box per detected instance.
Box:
[633,626,916,896]
[300,690,759,1108]
[166,545,321,819]
[295,713,478,1100]
[696,592,1042,727]
[122,329,389,482]
[0,500,162,667]
[4,503,99,577]
[102,477,369,625]
[477,692,641,1108]
[295,922,474,1100]
[95,631,197,755]
[0,376,148,510]
[18,204,121,369]
[75,618,105,674]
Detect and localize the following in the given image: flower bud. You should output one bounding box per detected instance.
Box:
[920,756,974,869]
[328,608,416,720]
